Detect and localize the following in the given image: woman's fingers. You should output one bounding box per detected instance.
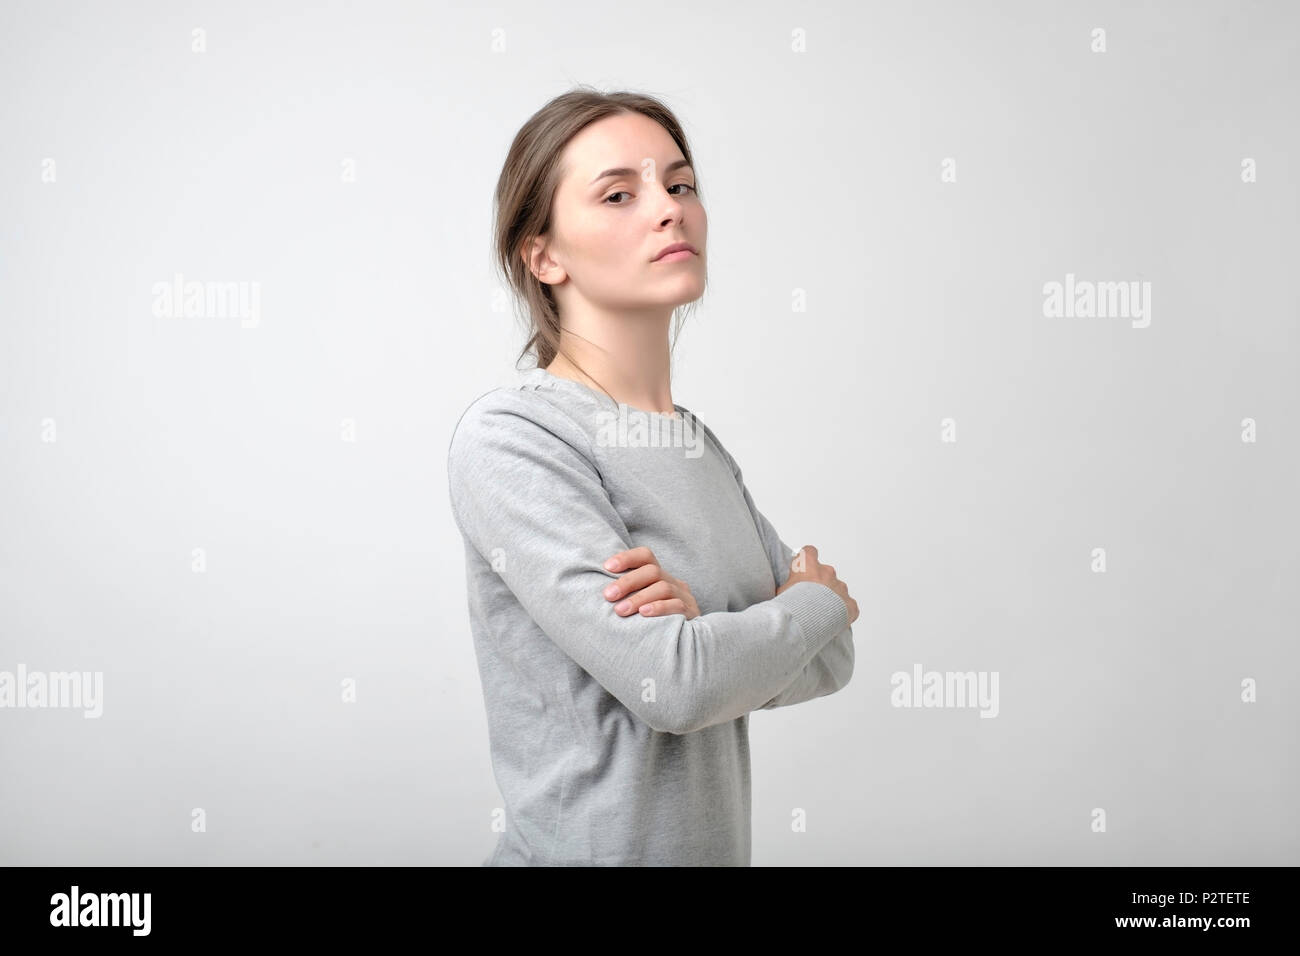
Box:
[638,598,687,618]
[603,546,657,572]
[603,562,665,601]
[598,550,700,620]
[612,579,675,615]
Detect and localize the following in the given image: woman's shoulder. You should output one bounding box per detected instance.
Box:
[447,381,597,468]
[446,372,731,477]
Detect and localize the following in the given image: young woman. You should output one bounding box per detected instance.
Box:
[447,88,859,866]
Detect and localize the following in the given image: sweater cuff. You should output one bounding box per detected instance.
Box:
[771,581,850,656]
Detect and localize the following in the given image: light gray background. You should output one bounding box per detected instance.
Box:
[1,0,1296,865]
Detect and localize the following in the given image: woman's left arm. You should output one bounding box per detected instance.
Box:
[751,504,856,710]
[702,425,857,710]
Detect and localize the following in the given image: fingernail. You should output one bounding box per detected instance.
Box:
[604,585,618,598]
[604,558,618,570]
[615,601,631,613]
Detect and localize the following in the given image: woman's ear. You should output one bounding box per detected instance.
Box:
[525,235,563,286]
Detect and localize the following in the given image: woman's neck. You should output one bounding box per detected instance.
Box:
[545,335,675,416]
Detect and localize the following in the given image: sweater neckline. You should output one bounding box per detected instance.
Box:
[517,366,686,420]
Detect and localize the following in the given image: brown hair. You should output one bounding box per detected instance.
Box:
[492,86,706,393]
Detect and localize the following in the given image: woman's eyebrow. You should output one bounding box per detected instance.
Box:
[589,158,692,186]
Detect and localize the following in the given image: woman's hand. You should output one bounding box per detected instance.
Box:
[602,547,701,620]
[777,544,859,625]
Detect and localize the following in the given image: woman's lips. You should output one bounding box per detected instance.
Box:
[654,249,696,263]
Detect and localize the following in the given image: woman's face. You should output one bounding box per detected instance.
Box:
[533,111,707,314]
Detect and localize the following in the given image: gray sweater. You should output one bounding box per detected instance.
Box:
[446,366,855,865]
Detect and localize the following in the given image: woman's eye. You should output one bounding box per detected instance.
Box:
[604,184,696,204]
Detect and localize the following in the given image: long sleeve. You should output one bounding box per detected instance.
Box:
[699,425,856,710]
[446,393,850,736]
[754,508,855,710]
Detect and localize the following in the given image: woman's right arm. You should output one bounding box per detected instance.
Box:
[446,392,850,736]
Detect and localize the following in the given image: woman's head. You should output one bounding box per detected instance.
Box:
[494,87,707,371]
